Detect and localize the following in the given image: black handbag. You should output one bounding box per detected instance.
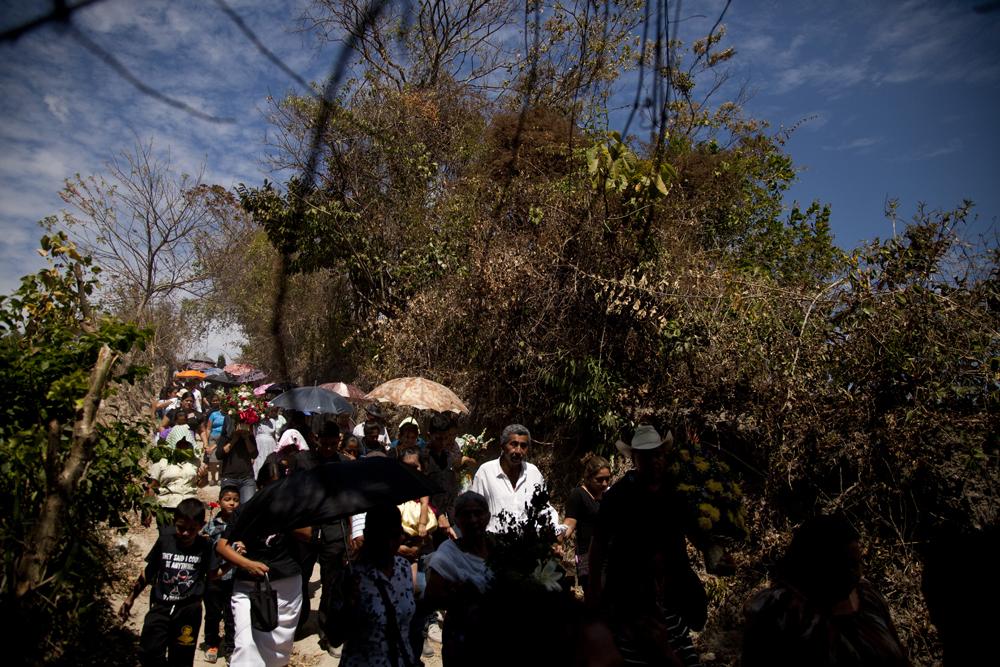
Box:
[249,574,279,632]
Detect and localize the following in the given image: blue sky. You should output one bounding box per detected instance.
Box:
[711,0,1000,249]
[1,0,997,354]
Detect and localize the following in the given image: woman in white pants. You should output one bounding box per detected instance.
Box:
[228,573,301,666]
[217,461,308,666]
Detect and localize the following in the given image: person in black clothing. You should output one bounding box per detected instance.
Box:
[120,498,225,667]
[217,470,310,666]
[293,422,344,471]
[292,422,351,655]
[588,425,706,667]
[563,453,611,592]
[420,414,462,542]
[218,419,257,504]
[353,403,390,451]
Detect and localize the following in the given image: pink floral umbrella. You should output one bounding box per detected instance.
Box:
[319,381,368,402]
[224,363,259,377]
[365,377,468,414]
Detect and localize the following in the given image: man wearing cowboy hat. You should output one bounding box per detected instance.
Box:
[588,424,707,666]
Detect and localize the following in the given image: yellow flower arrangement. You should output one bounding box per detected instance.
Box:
[667,437,748,542]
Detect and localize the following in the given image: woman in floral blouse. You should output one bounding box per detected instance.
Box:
[341,505,418,667]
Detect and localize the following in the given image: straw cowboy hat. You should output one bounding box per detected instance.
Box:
[615,424,673,456]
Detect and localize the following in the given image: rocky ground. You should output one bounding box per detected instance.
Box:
[108,480,444,667]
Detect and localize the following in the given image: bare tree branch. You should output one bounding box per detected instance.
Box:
[59,139,222,317]
[303,0,517,96]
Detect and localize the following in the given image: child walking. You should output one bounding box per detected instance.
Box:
[201,485,240,663]
[120,497,225,666]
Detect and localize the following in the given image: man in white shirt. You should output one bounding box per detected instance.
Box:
[470,424,562,534]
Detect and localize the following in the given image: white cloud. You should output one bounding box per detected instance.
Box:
[822,136,884,152]
[183,321,247,361]
[774,60,869,95]
[0,221,35,251]
[15,146,74,182]
[737,34,775,58]
[43,94,69,122]
[718,0,1000,95]
[868,0,1000,86]
[892,138,964,162]
[916,140,963,159]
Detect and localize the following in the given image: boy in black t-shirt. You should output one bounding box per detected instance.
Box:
[120,498,225,666]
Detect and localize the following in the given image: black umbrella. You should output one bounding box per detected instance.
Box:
[265,381,298,394]
[269,386,353,414]
[227,457,441,539]
[203,369,242,386]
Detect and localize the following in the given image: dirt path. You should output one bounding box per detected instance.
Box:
[109,481,443,666]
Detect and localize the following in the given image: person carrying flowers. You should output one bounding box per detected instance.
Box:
[217,386,263,504]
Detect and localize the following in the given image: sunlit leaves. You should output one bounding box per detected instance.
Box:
[586,132,675,208]
[1,235,151,633]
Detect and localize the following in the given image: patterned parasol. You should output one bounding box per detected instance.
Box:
[223,363,259,377]
[365,377,469,414]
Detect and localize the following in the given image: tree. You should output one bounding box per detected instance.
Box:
[52,141,234,372]
[303,0,519,95]
[51,141,238,408]
[0,232,151,655]
[193,186,363,384]
[55,140,220,316]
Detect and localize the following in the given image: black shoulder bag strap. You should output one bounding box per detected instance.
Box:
[373,573,417,667]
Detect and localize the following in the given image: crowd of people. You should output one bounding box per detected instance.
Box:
[124,377,917,667]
